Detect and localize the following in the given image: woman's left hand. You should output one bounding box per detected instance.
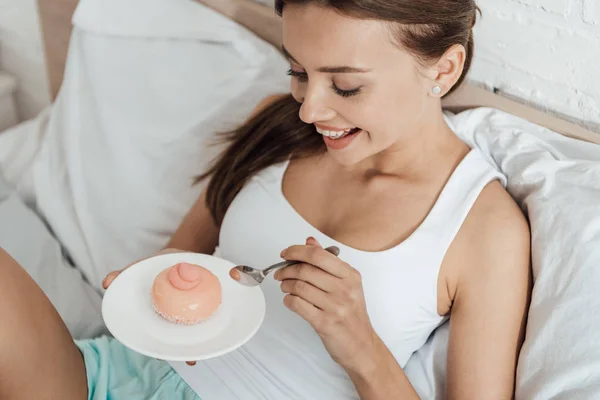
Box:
[274,237,379,371]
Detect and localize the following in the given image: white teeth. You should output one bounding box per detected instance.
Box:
[315,126,354,139]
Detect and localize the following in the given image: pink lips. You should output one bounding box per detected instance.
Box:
[314,123,354,131]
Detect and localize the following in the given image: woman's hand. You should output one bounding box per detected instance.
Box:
[275,237,379,371]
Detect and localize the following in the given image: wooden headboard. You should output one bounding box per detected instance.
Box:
[37,0,600,144]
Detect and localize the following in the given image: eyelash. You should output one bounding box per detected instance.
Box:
[287,69,308,83]
[286,69,362,98]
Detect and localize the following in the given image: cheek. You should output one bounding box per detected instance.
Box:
[385,80,427,124]
[356,86,423,144]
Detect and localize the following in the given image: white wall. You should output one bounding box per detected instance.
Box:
[471,0,600,131]
[0,0,50,121]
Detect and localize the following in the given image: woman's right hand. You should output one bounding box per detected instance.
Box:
[102,248,186,289]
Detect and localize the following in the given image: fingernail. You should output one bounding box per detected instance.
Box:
[102,277,109,288]
[280,248,287,258]
[274,270,280,280]
[307,237,320,246]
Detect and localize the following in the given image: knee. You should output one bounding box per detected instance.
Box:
[0,248,28,309]
[0,247,14,263]
[0,247,14,272]
[0,247,39,354]
[0,247,20,277]
[0,248,23,335]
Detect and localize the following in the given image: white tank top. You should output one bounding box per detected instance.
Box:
[171,148,505,399]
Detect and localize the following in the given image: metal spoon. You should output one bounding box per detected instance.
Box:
[229,246,340,287]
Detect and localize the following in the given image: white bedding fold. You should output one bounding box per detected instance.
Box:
[73,0,244,41]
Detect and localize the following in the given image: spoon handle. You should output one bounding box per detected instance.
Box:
[262,246,340,276]
[262,259,300,276]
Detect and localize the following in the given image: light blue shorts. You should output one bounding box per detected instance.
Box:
[75,336,200,400]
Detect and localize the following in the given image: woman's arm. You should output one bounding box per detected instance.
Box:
[346,339,420,399]
[445,187,532,399]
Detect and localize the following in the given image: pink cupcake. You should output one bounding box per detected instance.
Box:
[151,262,222,324]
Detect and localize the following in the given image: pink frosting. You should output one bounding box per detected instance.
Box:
[151,263,222,324]
[168,263,202,290]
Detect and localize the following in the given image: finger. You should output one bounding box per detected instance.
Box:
[102,271,121,289]
[281,245,350,279]
[186,361,196,366]
[306,236,322,247]
[280,279,334,310]
[274,262,338,292]
[283,294,321,324]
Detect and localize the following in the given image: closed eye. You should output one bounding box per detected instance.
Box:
[287,69,308,83]
[331,82,362,98]
[288,69,362,98]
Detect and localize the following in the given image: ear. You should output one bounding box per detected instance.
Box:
[426,44,466,97]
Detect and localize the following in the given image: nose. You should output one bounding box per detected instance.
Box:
[298,84,336,124]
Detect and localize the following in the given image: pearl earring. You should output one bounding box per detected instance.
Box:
[432,86,442,96]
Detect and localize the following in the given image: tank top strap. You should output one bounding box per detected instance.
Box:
[415,149,507,260]
[252,159,290,184]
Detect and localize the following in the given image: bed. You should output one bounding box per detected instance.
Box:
[0,0,598,399]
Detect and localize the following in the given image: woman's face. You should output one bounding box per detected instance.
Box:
[282,4,441,167]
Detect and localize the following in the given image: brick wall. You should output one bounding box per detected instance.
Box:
[471,0,600,130]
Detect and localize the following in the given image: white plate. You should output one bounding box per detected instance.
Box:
[102,252,266,361]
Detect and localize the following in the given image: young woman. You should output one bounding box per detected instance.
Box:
[0,1,531,399]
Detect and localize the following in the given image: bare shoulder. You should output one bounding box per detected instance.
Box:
[440,180,531,312]
[456,180,531,284]
[468,181,530,254]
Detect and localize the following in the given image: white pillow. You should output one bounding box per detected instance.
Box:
[404,108,600,399]
[73,0,259,42]
[0,108,50,204]
[31,1,290,288]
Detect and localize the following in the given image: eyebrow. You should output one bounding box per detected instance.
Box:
[281,45,371,74]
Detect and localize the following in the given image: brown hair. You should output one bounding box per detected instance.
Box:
[199,0,480,225]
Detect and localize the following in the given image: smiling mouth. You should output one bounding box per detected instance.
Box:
[315,126,361,140]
